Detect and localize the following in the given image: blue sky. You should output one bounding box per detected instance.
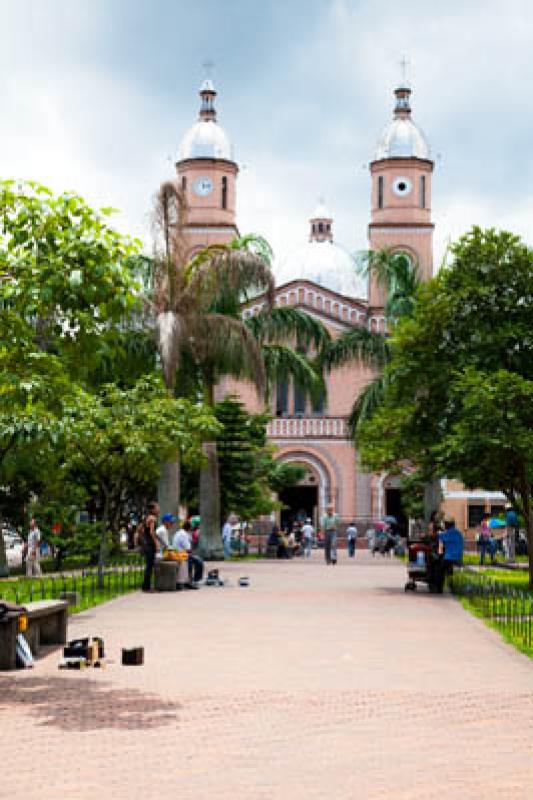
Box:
[2,0,533,274]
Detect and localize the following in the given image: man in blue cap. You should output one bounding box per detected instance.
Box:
[156,513,176,555]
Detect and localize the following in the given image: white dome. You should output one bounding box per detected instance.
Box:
[178,120,233,161]
[375,117,430,160]
[310,201,333,220]
[276,240,366,299]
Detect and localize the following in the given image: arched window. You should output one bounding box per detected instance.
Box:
[378,176,384,209]
[294,384,306,416]
[221,176,227,209]
[318,222,324,234]
[420,175,426,209]
[181,176,187,192]
[276,381,288,417]
[312,390,325,416]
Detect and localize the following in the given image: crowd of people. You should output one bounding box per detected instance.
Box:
[138,502,205,593]
[267,504,360,564]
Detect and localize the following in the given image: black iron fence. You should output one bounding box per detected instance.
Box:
[450,569,533,653]
[0,564,144,613]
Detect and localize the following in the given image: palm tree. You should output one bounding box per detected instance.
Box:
[149,183,331,556]
[322,250,420,436]
[188,274,330,558]
[147,184,275,532]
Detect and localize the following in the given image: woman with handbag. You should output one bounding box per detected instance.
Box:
[138,501,160,592]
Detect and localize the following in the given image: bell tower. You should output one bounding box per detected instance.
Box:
[176,79,239,258]
[368,83,434,308]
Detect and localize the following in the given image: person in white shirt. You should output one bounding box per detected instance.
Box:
[26,518,42,577]
[302,519,314,558]
[173,521,204,585]
[346,522,358,557]
[222,517,233,559]
[156,513,175,556]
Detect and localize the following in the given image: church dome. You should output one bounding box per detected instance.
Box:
[178,120,233,161]
[177,79,234,162]
[276,203,366,298]
[374,85,430,161]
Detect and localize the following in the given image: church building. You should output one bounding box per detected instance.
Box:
[172,78,506,536]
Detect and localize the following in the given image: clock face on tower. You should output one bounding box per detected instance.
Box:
[194,176,214,197]
[392,176,412,197]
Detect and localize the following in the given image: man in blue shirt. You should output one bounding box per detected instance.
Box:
[430,517,464,593]
[439,517,464,565]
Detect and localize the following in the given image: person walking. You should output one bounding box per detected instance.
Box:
[322,504,339,565]
[302,518,314,558]
[505,504,519,561]
[222,516,233,559]
[346,521,358,557]
[139,501,159,592]
[26,518,42,577]
[477,513,494,566]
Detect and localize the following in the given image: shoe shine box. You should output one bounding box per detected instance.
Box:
[122,647,144,666]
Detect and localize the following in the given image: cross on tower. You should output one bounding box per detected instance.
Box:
[399,55,410,85]
[202,59,214,79]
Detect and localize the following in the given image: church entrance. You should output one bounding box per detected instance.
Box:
[279,485,318,531]
[385,488,408,536]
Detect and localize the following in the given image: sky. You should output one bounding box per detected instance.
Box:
[2,0,533,278]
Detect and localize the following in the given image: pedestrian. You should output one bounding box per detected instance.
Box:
[139,501,159,592]
[26,518,42,577]
[346,521,358,557]
[302,518,314,558]
[505,504,519,561]
[322,503,339,565]
[156,513,175,556]
[433,516,465,592]
[222,515,233,559]
[477,513,494,566]
[173,520,204,586]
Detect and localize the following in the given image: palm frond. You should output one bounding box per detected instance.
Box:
[190,313,266,397]
[322,327,389,371]
[186,237,275,313]
[348,374,389,437]
[246,307,331,352]
[261,344,325,404]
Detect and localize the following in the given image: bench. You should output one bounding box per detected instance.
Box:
[25,600,68,656]
[0,599,68,670]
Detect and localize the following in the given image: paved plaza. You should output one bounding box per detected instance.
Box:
[2,552,533,799]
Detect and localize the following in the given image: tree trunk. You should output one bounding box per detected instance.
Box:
[0,529,8,578]
[519,472,533,588]
[98,490,110,590]
[158,457,181,520]
[198,441,224,560]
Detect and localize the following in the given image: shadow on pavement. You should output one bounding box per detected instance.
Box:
[0,674,180,731]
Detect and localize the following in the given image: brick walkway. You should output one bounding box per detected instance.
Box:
[2,552,533,799]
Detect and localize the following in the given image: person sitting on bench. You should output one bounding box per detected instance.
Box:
[172,521,204,587]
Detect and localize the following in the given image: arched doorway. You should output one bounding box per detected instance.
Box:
[276,453,331,531]
[378,474,408,536]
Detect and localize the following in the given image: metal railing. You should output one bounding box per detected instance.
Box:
[0,564,144,613]
[450,570,533,652]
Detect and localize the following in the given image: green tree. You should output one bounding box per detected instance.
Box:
[0,180,143,570]
[356,228,533,582]
[61,377,218,584]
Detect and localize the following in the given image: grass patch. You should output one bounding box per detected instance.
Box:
[0,566,144,615]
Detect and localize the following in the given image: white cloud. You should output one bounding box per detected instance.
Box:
[1,0,533,276]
